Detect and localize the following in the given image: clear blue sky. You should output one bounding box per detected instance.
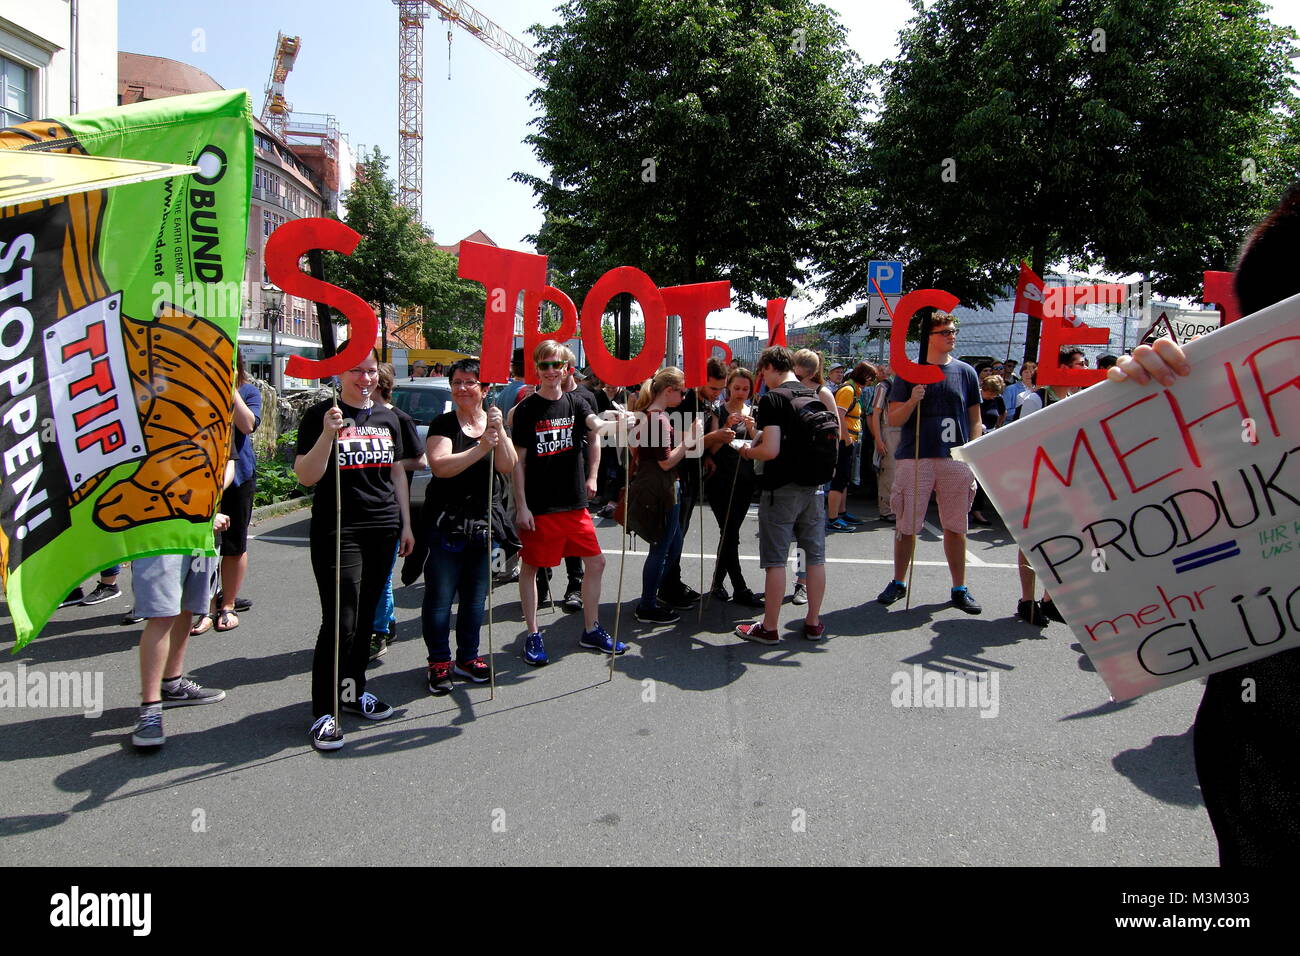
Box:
[118,0,1300,335]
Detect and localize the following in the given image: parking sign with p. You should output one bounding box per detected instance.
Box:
[868,260,903,296]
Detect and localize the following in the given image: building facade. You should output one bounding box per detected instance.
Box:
[1,0,117,125]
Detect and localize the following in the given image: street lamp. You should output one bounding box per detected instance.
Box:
[262,282,284,392]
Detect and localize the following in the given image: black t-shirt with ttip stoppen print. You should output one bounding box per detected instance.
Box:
[510,389,596,516]
[297,399,407,533]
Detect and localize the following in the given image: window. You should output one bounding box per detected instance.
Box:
[1,55,33,127]
[263,209,285,238]
[293,308,306,336]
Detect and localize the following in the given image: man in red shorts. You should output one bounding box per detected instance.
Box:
[511,340,630,664]
[876,311,985,613]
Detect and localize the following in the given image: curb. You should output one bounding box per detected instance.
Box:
[250,496,311,525]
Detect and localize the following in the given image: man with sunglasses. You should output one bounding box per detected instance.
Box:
[511,340,633,664]
[876,312,984,613]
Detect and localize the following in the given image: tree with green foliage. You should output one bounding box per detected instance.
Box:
[325,147,429,358]
[815,0,1300,360]
[516,0,870,352]
[417,246,487,354]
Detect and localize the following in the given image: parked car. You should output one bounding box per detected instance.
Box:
[391,377,452,508]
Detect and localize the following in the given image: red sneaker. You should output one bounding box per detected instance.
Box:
[735,622,779,645]
[803,621,826,641]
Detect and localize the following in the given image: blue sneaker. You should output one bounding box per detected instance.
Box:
[840,512,865,525]
[523,631,549,666]
[579,622,628,655]
[877,580,907,606]
[827,518,852,532]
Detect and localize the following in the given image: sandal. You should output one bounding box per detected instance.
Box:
[215,608,240,632]
[190,613,214,636]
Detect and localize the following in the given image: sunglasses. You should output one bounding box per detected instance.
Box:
[930,329,958,338]
[536,361,567,371]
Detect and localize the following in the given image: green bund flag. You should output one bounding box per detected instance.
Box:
[0,90,252,649]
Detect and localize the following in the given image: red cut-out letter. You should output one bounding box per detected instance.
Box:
[766,298,787,347]
[1036,285,1110,387]
[522,286,578,384]
[580,267,668,386]
[458,241,548,384]
[265,218,379,381]
[662,281,731,387]
[706,339,733,365]
[1203,271,1242,326]
[888,290,957,385]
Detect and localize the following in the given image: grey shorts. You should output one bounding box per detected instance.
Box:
[132,554,218,619]
[757,485,826,569]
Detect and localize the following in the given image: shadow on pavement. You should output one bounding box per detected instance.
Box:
[1111,726,1203,808]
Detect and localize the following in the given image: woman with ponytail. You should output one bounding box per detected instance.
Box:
[628,367,703,626]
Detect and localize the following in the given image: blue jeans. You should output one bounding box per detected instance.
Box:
[373,542,398,634]
[421,533,491,662]
[639,499,684,611]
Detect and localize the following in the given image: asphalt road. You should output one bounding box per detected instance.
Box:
[0,489,1215,866]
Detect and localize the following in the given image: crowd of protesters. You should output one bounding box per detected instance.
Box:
[44,176,1300,869]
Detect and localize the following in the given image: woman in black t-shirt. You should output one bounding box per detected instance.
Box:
[707,367,764,607]
[295,344,414,751]
[421,358,517,694]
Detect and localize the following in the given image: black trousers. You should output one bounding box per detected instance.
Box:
[709,476,754,593]
[310,526,398,718]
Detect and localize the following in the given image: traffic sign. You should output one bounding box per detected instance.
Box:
[867,295,901,328]
[868,261,904,295]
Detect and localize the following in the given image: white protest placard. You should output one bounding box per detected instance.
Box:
[954,294,1300,701]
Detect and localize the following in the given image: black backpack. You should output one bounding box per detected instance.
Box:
[770,384,841,486]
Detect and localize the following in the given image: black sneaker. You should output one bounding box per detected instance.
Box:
[58,588,85,609]
[561,587,583,613]
[1038,597,1066,623]
[121,609,145,625]
[733,588,766,609]
[709,584,730,602]
[81,583,121,606]
[369,634,388,660]
[658,585,698,609]
[951,588,982,614]
[310,714,344,751]
[877,580,906,606]
[1017,599,1048,626]
[427,661,454,694]
[635,604,680,625]
[453,657,491,683]
[341,692,394,720]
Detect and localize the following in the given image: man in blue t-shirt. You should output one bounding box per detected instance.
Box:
[877,312,984,613]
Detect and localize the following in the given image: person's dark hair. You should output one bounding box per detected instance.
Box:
[849,361,874,386]
[757,345,795,373]
[975,362,992,376]
[705,356,727,381]
[1060,348,1085,367]
[1235,182,1300,316]
[510,347,525,376]
[236,350,248,386]
[376,362,395,402]
[448,357,482,385]
[1097,354,1119,370]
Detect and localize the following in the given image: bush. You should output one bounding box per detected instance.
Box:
[254,458,306,508]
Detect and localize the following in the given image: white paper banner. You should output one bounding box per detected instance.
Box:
[954,294,1300,701]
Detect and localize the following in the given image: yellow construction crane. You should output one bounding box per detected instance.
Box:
[260,32,301,138]
[394,0,540,221]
